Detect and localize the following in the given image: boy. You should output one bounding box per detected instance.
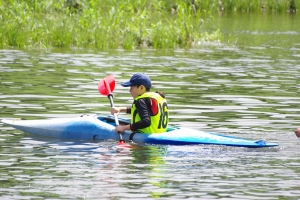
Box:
[111,73,169,134]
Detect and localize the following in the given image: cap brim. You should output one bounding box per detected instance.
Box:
[121,81,133,87]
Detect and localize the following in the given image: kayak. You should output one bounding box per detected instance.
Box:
[1,114,278,148]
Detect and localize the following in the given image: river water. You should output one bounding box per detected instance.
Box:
[0,13,300,199]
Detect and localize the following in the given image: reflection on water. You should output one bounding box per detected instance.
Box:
[1,13,300,199]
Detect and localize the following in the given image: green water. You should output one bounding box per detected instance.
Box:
[0,13,300,199]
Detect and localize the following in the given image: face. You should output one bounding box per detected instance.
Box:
[129,85,146,99]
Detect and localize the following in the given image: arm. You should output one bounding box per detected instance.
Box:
[130,98,151,131]
[113,99,151,133]
[112,106,131,133]
[110,106,131,115]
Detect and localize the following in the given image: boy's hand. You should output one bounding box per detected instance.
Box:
[115,125,130,133]
[115,125,125,133]
[111,107,120,115]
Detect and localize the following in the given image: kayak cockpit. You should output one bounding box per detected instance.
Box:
[96,115,130,126]
[96,115,177,132]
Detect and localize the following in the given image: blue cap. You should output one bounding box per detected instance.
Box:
[121,73,152,89]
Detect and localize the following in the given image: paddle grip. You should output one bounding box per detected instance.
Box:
[107,94,114,107]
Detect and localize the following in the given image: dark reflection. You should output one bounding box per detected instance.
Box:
[130,145,167,165]
[122,145,172,198]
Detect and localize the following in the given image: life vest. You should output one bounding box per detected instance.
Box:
[131,92,168,134]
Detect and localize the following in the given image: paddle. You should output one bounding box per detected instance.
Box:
[98,75,125,145]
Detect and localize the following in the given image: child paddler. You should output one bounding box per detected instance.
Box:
[110,73,169,134]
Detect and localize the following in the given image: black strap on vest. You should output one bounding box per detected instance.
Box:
[129,132,136,141]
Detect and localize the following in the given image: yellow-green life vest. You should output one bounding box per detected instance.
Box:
[131,92,168,134]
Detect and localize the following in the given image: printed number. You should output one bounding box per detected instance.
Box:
[158,102,168,129]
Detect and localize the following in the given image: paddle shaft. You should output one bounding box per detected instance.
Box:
[104,79,123,141]
[107,94,119,126]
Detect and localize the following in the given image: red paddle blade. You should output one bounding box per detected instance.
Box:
[118,140,131,148]
[98,75,115,96]
[118,140,125,145]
